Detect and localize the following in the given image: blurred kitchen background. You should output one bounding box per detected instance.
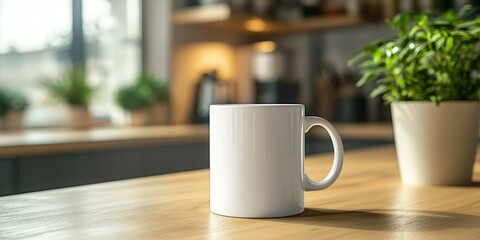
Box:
[0,0,474,196]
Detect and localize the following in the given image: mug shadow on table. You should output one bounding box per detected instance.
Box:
[267,208,480,232]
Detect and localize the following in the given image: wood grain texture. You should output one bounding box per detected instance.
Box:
[1,145,479,239]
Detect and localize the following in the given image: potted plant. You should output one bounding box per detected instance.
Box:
[115,79,155,126]
[0,89,11,130]
[138,73,169,125]
[41,66,97,129]
[0,89,29,131]
[349,6,480,185]
[5,90,28,130]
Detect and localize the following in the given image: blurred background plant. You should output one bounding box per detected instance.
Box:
[138,73,169,104]
[115,72,168,126]
[40,66,97,128]
[40,66,97,107]
[0,89,29,130]
[7,91,29,112]
[0,90,11,118]
[0,89,29,117]
[116,76,155,111]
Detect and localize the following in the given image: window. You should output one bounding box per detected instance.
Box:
[83,0,142,124]
[0,0,72,126]
[0,0,142,127]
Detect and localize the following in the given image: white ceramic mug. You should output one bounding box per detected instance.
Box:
[210,104,344,218]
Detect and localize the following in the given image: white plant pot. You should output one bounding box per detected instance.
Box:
[69,106,92,129]
[391,101,479,186]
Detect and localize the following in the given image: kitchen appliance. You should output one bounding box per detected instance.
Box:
[192,70,232,123]
[252,41,299,104]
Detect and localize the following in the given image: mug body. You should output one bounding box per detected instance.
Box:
[210,104,305,218]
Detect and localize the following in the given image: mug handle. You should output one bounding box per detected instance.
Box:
[304,116,344,191]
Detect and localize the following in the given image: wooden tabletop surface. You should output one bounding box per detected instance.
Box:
[1,145,479,239]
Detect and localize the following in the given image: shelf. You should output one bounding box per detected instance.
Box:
[173,3,363,35]
[174,4,231,25]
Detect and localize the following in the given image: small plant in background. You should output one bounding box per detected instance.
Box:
[115,72,168,110]
[0,90,11,117]
[348,5,480,105]
[115,83,155,111]
[7,91,29,112]
[41,66,97,106]
[115,72,169,126]
[0,89,29,117]
[137,72,169,103]
[0,89,29,130]
[40,66,97,128]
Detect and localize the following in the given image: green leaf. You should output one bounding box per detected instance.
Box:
[356,69,384,87]
[445,37,454,51]
[452,30,472,39]
[373,49,385,63]
[457,5,476,19]
[419,51,436,64]
[359,60,380,69]
[414,43,427,54]
[385,58,394,70]
[456,20,476,28]
[409,25,422,37]
[399,14,411,35]
[395,76,406,88]
[470,27,480,34]
[414,31,427,40]
[435,37,446,49]
[377,77,393,84]
[370,85,389,98]
[398,47,412,59]
[347,52,368,67]
[431,33,443,43]
[415,14,428,27]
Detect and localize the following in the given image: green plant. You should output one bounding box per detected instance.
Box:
[41,66,97,106]
[0,89,29,117]
[137,73,169,103]
[0,90,10,117]
[7,91,28,111]
[115,73,168,111]
[348,5,480,104]
[115,82,155,111]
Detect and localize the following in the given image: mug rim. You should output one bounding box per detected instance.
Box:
[211,104,304,108]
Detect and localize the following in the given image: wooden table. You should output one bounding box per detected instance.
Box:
[1,145,479,239]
